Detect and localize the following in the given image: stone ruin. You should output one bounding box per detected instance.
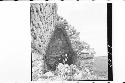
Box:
[31,3,95,81]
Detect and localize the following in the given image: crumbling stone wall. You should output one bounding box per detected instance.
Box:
[55,17,95,72]
[31,3,58,81]
[31,3,95,81]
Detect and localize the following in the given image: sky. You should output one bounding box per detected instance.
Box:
[57,2,107,57]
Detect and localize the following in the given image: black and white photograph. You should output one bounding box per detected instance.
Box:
[1,1,125,83]
[31,3,112,81]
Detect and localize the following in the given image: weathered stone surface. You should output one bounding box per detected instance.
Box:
[31,3,95,81]
[31,3,58,81]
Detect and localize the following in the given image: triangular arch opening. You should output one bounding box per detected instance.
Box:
[44,25,76,71]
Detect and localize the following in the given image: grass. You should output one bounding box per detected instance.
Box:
[93,56,108,78]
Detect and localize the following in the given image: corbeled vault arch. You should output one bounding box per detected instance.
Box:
[44,24,77,72]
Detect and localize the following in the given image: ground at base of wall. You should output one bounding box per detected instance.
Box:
[37,63,108,81]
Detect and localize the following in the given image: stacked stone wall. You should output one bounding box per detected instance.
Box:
[31,3,58,81]
[31,3,95,81]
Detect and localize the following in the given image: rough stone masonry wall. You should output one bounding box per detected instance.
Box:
[30,3,58,81]
[59,20,95,72]
[31,3,95,81]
